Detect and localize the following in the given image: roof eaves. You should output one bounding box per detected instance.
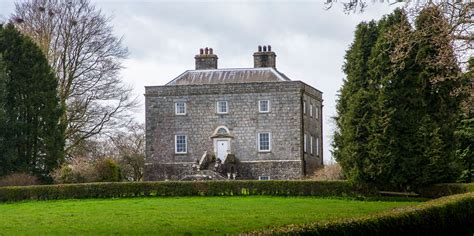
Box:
[165,70,191,86]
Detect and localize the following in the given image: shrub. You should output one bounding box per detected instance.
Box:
[417,183,474,198]
[0,180,377,202]
[0,173,38,187]
[52,159,98,184]
[311,164,344,181]
[248,192,474,235]
[95,158,121,182]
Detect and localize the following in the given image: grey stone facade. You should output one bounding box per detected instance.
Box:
[144,47,323,180]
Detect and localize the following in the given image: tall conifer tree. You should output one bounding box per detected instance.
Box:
[335,7,465,190]
[412,6,465,185]
[0,24,64,181]
[333,20,378,183]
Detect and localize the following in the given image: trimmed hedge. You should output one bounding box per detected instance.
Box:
[0,180,377,202]
[417,183,474,198]
[247,192,474,235]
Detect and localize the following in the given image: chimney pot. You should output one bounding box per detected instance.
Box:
[253,45,276,68]
[195,47,218,70]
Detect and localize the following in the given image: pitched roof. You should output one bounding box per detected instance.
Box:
[165,67,291,86]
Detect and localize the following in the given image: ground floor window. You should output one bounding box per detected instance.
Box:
[258,132,271,152]
[304,134,307,153]
[316,137,320,156]
[259,176,270,180]
[175,135,187,154]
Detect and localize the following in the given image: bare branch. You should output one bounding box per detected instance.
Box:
[12,0,139,156]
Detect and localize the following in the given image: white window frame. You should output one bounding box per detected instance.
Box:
[304,134,307,153]
[175,135,187,154]
[258,176,270,180]
[257,132,271,152]
[310,136,313,154]
[303,101,306,114]
[316,137,320,156]
[175,102,186,115]
[315,106,319,119]
[310,104,313,117]
[258,100,270,113]
[216,101,228,114]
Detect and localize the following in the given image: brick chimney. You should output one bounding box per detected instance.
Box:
[253,45,276,68]
[195,47,218,70]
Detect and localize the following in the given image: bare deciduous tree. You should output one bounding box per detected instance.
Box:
[325,0,473,66]
[109,122,145,181]
[11,0,138,155]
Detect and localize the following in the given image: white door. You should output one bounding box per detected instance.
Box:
[216,140,229,162]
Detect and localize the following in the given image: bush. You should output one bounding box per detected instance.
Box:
[0,173,38,187]
[0,180,377,202]
[311,164,344,181]
[248,192,474,235]
[417,183,474,198]
[95,158,121,182]
[52,159,98,184]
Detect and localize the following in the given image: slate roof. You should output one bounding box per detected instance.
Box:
[165,67,291,86]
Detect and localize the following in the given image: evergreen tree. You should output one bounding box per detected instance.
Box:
[412,6,465,185]
[455,58,474,183]
[366,9,416,189]
[334,7,465,190]
[332,20,378,183]
[0,24,64,181]
[0,54,10,176]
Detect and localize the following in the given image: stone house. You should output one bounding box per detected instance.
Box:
[144,46,323,180]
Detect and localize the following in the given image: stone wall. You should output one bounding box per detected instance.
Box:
[302,85,324,176]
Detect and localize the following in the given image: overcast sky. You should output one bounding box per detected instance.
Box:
[0,0,400,163]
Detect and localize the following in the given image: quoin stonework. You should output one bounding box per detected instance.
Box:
[144,46,323,180]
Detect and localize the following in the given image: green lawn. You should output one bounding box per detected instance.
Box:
[0,196,419,235]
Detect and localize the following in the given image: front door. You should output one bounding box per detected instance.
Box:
[216,140,229,162]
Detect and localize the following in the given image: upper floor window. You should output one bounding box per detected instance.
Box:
[310,136,313,154]
[303,101,307,114]
[315,106,320,119]
[217,101,228,114]
[175,102,186,115]
[259,100,270,113]
[310,104,313,117]
[258,132,271,152]
[175,135,187,154]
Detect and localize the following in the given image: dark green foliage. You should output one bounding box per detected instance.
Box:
[0,24,64,181]
[0,181,377,202]
[334,7,466,190]
[250,192,474,235]
[417,183,474,198]
[333,20,379,183]
[0,55,9,174]
[455,58,474,183]
[95,158,122,182]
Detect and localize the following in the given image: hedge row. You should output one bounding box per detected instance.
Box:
[248,191,474,236]
[417,183,474,198]
[0,180,377,202]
